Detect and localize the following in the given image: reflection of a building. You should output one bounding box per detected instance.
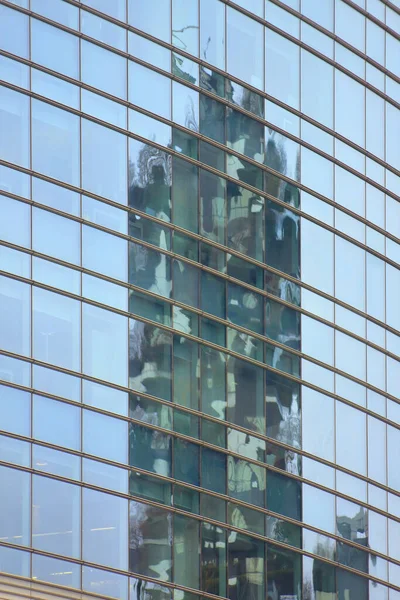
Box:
[126,114,303,595]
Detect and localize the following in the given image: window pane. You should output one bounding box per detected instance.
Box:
[0,276,30,356]
[83,409,127,464]
[301,50,333,128]
[335,237,365,311]
[0,195,30,248]
[174,515,199,589]
[0,545,30,578]
[201,521,226,596]
[33,207,80,265]
[267,545,301,599]
[129,501,172,580]
[31,19,79,78]
[129,421,171,476]
[82,40,127,98]
[228,532,264,600]
[0,86,30,168]
[336,401,367,476]
[33,554,81,589]
[82,0,126,20]
[128,0,171,43]
[82,119,127,203]
[32,476,80,558]
[301,219,334,294]
[32,100,80,186]
[31,0,78,28]
[81,10,126,50]
[302,388,334,462]
[83,488,128,570]
[83,303,128,386]
[33,288,81,371]
[0,385,30,437]
[227,7,263,89]
[335,71,365,147]
[200,0,225,69]
[266,29,299,109]
[83,225,127,281]
[0,465,30,547]
[33,395,80,450]
[0,5,29,57]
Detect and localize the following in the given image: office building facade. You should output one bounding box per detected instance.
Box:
[0,0,400,598]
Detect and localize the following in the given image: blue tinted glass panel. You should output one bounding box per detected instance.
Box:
[31,0,79,29]
[33,364,81,402]
[33,288,81,371]
[266,29,299,109]
[83,303,128,386]
[31,69,80,110]
[0,465,30,547]
[0,165,30,198]
[83,225,127,281]
[0,87,30,168]
[32,554,81,589]
[172,0,199,57]
[81,10,126,50]
[32,476,81,558]
[31,19,79,79]
[0,195,30,248]
[129,33,171,72]
[0,545,30,578]
[32,178,80,216]
[82,119,127,203]
[83,488,128,570]
[33,445,81,480]
[81,40,127,98]
[0,277,30,357]
[129,62,171,120]
[82,0,126,20]
[83,409,128,463]
[0,55,29,89]
[33,394,81,450]
[128,0,171,43]
[33,257,81,295]
[200,0,225,69]
[32,100,80,186]
[0,385,30,437]
[227,7,264,89]
[32,207,81,265]
[0,5,29,58]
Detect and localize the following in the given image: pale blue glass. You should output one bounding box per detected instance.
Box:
[82,303,128,386]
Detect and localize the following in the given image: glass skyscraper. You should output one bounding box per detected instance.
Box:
[0,0,400,598]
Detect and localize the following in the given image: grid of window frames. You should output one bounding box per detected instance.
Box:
[0,0,400,599]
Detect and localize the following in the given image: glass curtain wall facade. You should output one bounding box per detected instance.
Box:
[0,0,399,599]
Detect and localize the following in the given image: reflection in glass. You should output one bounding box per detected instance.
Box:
[266,372,301,462]
[228,532,264,600]
[267,545,301,599]
[129,421,171,477]
[129,319,172,401]
[174,514,199,589]
[129,501,172,580]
